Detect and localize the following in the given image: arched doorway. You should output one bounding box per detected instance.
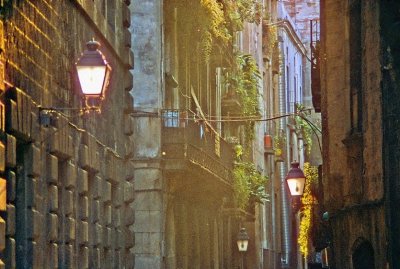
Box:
[352,239,375,269]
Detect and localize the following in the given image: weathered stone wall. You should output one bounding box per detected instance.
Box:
[0,1,135,268]
[321,0,350,210]
[361,0,382,201]
[321,0,386,267]
[330,206,386,269]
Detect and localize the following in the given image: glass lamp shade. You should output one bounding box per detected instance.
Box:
[76,40,111,97]
[237,239,249,252]
[286,162,306,196]
[287,177,306,196]
[237,228,249,252]
[76,66,107,96]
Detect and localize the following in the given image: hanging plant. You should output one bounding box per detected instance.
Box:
[226,53,261,145]
[295,116,313,155]
[233,145,268,210]
[199,0,231,61]
[295,104,314,155]
[273,133,286,157]
[298,163,318,257]
[222,0,262,32]
[176,0,262,61]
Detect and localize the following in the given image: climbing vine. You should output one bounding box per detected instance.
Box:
[175,0,262,61]
[227,53,261,144]
[295,104,313,155]
[233,145,268,210]
[227,54,263,208]
[298,163,318,257]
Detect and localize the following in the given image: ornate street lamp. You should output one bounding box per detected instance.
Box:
[286,162,306,196]
[76,40,111,99]
[39,39,111,126]
[237,227,249,269]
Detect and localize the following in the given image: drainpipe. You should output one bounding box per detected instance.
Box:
[278,32,291,268]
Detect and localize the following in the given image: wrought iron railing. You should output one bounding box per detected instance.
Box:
[161,109,234,184]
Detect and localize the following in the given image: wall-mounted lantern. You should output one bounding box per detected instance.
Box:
[286,162,306,196]
[76,40,111,100]
[39,39,111,126]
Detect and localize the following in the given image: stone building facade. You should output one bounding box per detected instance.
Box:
[0,1,135,268]
[319,0,400,268]
[261,1,312,268]
[129,0,268,268]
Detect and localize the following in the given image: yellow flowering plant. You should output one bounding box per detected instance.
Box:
[297,162,318,257]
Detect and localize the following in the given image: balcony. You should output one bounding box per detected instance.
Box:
[161,110,235,190]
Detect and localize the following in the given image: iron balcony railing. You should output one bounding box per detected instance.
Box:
[161,109,234,184]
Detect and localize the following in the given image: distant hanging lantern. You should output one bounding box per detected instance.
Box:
[236,228,249,252]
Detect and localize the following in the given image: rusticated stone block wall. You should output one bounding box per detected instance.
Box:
[3,88,135,269]
[0,1,135,268]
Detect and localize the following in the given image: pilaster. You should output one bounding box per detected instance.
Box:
[130,0,164,268]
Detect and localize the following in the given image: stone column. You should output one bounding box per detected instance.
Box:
[130,1,164,268]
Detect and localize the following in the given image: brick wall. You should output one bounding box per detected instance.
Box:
[1,1,135,268]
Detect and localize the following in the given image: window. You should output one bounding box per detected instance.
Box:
[162,110,180,127]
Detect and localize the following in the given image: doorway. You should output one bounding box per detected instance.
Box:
[352,240,375,269]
